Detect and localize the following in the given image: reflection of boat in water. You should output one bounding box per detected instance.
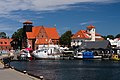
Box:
[33,45,63,59]
[74,50,102,60]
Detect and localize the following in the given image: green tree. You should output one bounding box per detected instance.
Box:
[0,32,7,38]
[11,28,23,49]
[106,35,114,39]
[60,30,72,47]
[12,28,23,39]
[115,34,120,38]
[102,36,107,40]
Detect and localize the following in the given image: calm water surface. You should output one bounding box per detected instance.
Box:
[10,60,120,80]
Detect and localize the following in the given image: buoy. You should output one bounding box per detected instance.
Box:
[11,66,14,69]
[23,70,27,74]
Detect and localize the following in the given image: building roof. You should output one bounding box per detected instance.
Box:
[0,38,12,46]
[44,27,60,39]
[72,25,103,40]
[26,26,42,39]
[72,30,102,39]
[26,26,60,40]
[23,20,33,24]
[87,25,95,30]
[35,38,52,45]
[72,30,90,39]
[78,40,111,49]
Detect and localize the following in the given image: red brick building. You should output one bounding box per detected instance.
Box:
[25,23,60,50]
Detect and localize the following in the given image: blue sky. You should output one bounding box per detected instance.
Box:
[0,0,120,37]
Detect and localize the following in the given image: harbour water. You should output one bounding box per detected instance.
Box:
[10,60,120,80]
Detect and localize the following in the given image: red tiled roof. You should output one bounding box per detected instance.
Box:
[26,32,35,39]
[0,38,12,46]
[23,20,33,24]
[72,30,90,39]
[26,26,42,39]
[95,38,104,40]
[87,25,95,29]
[44,27,60,39]
[35,38,52,45]
[86,32,101,36]
[26,26,60,40]
[95,33,101,36]
[72,29,102,39]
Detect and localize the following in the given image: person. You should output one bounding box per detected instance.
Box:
[2,57,10,68]
[8,49,14,60]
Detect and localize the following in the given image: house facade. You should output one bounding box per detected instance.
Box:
[71,25,104,47]
[0,38,12,50]
[24,21,60,50]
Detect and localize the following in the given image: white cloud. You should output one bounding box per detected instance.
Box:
[0,0,119,14]
[80,21,98,26]
[0,0,119,36]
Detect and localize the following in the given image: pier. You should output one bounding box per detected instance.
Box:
[0,54,43,80]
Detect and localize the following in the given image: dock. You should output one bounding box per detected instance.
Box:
[0,54,43,80]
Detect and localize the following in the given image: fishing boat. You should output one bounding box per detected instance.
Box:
[33,45,63,59]
[74,50,102,60]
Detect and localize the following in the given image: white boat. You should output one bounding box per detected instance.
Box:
[74,50,102,60]
[33,45,63,59]
[17,49,32,60]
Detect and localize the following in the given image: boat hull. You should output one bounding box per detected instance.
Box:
[74,56,102,60]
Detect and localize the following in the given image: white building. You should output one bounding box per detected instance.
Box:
[71,25,104,47]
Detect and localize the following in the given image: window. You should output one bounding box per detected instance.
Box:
[5,42,7,44]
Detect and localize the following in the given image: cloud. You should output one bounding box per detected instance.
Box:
[0,0,119,21]
[0,0,119,36]
[80,21,98,26]
[0,24,16,36]
[0,0,119,14]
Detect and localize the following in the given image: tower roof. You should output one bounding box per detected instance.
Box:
[23,20,33,24]
[87,25,95,29]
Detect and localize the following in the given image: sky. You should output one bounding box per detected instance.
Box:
[0,0,120,37]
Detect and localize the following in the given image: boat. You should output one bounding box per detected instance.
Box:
[17,49,32,61]
[74,50,102,60]
[111,54,120,61]
[33,45,63,59]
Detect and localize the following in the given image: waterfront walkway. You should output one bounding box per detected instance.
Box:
[0,62,40,80]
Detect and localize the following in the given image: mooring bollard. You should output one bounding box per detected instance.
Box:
[11,66,14,69]
[23,70,27,74]
[39,75,44,80]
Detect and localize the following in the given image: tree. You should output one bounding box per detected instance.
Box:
[11,28,23,49]
[0,32,7,38]
[60,30,72,47]
[12,28,23,39]
[106,35,114,40]
[102,36,107,40]
[115,34,120,38]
